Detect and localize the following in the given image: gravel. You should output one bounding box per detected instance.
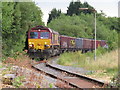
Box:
[12,65,57,88]
[42,75,57,88]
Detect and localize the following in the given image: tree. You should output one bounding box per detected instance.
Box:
[2,2,15,56]
[82,2,94,14]
[67,1,95,16]
[67,0,82,16]
[47,8,61,24]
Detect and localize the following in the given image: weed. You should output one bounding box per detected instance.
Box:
[34,58,41,61]
[86,71,94,75]
[12,76,25,88]
[2,56,7,62]
[35,82,41,88]
[110,74,120,88]
[2,66,12,76]
[49,83,53,88]
[0,64,3,68]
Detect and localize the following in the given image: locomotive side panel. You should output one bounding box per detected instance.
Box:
[50,30,60,47]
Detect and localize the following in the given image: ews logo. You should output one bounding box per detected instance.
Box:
[70,40,75,46]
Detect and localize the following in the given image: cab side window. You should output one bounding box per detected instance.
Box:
[30,32,38,39]
[40,32,49,39]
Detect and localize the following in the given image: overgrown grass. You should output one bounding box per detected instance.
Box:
[57,48,118,81]
[2,51,29,62]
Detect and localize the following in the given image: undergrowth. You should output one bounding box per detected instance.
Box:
[57,47,118,84]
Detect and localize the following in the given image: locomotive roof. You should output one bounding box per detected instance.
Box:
[31,25,48,30]
[48,28,59,34]
[30,25,59,34]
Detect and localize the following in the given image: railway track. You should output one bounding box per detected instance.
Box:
[32,57,113,89]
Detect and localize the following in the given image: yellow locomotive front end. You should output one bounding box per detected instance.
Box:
[28,26,60,60]
[28,38,51,50]
[28,29,51,51]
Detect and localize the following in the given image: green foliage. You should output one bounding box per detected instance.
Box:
[2,2,15,56]
[35,83,41,88]
[58,47,108,66]
[58,51,83,66]
[83,47,108,58]
[47,8,61,24]
[2,2,44,57]
[98,16,119,32]
[67,0,95,16]
[111,74,120,88]
[0,63,3,68]
[96,47,108,55]
[49,83,53,88]
[57,49,118,81]
[12,76,25,88]
[0,2,2,37]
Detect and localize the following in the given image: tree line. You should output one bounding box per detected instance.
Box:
[47,0,95,24]
[2,1,44,57]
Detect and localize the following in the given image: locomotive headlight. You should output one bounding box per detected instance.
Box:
[29,43,34,48]
[44,42,47,45]
[29,42,32,44]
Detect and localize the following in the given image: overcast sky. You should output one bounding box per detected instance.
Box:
[34,0,119,25]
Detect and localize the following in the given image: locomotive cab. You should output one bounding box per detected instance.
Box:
[28,25,60,60]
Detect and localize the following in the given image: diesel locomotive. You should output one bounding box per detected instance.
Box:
[28,25,108,60]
